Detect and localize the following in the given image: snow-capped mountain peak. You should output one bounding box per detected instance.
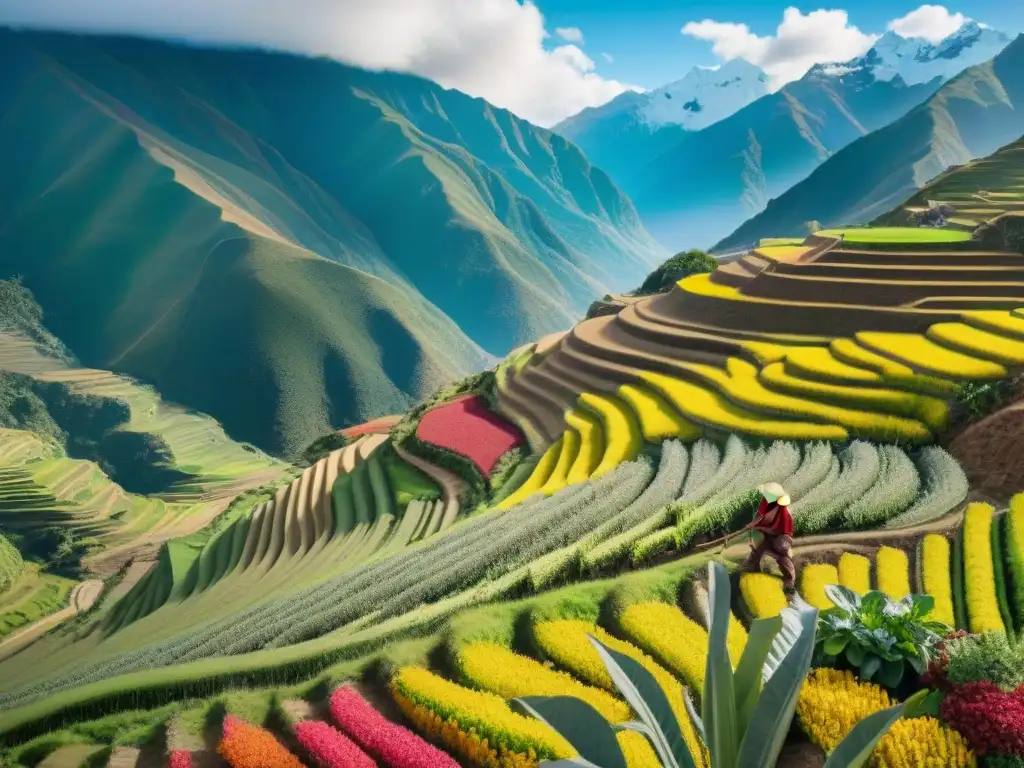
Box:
[638,58,768,130]
[823,21,1011,87]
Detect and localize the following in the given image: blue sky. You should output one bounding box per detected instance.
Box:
[537,0,1024,89]
[0,1,1019,127]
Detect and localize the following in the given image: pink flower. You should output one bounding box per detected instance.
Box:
[329,685,459,768]
[168,750,193,768]
[415,395,524,475]
[293,720,374,768]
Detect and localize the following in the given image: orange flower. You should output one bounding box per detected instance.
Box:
[218,715,306,768]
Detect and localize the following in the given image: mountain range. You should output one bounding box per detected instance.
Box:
[0,29,664,457]
[716,33,1024,250]
[556,21,1013,249]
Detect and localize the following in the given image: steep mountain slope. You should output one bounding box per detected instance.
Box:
[716,35,1024,250]
[0,30,664,457]
[557,22,1011,250]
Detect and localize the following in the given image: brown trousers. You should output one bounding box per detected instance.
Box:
[743,533,796,588]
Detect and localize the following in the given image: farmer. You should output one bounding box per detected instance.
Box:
[741,482,796,594]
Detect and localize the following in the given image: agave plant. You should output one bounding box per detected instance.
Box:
[514,561,904,767]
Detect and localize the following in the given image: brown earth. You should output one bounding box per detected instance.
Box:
[947,400,1024,502]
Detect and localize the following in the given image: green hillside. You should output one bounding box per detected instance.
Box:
[557,61,940,249]
[716,35,1024,250]
[0,30,664,457]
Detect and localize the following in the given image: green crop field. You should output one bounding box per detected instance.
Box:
[815,227,975,243]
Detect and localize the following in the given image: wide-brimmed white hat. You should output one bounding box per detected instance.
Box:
[759,482,791,507]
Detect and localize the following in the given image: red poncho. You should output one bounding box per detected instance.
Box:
[755,497,793,537]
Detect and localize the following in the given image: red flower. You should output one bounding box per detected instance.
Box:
[168,750,193,768]
[940,681,1024,756]
[329,685,459,768]
[293,720,374,768]
[416,395,524,475]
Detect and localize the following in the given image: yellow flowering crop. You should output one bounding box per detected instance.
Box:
[927,322,1024,366]
[457,642,631,724]
[539,429,579,496]
[740,341,792,365]
[855,332,1007,380]
[740,572,788,618]
[801,564,840,610]
[828,339,960,396]
[920,534,955,627]
[875,547,911,600]
[871,717,976,768]
[617,731,659,767]
[698,358,933,444]
[564,409,604,485]
[786,345,883,383]
[838,553,871,595]
[797,668,893,753]
[619,602,709,694]
[759,362,949,432]
[963,310,1024,340]
[639,371,847,442]
[617,384,702,442]
[391,666,574,762]
[532,619,707,767]
[579,393,642,479]
[497,437,561,509]
[677,272,743,299]
[963,503,1005,634]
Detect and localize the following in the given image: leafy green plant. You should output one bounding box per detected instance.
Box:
[636,250,717,295]
[816,585,949,691]
[514,562,903,767]
[942,632,1024,691]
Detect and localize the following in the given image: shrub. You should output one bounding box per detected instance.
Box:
[293,720,374,768]
[940,681,1024,756]
[168,751,193,768]
[964,503,1006,634]
[885,447,969,528]
[636,248,717,294]
[815,585,949,691]
[329,685,459,768]
[941,632,1024,691]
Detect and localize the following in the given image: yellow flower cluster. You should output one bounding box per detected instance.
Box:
[578,393,642,479]
[875,547,911,600]
[391,666,573,762]
[963,503,1005,634]
[532,619,707,767]
[871,717,976,768]
[457,642,631,724]
[617,384,702,442]
[926,322,1024,367]
[393,688,539,768]
[739,572,788,618]
[619,602,708,694]
[727,613,748,668]
[617,731,660,767]
[797,668,893,753]
[797,670,976,767]
[801,564,839,610]
[920,534,955,627]
[838,553,871,595]
[565,409,604,485]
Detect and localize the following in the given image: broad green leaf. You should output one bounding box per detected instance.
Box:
[513,696,627,768]
[589,636,696,768]
[763,596,816,680]
[822,704,904,768]
[823,635,849,656]
[733,615,781,737]
[824,584,861,613]
[860,654,882,681]
[845,643,865,667]
[704,561,738,768]
[735,602,818,768]
[876,659,904,689]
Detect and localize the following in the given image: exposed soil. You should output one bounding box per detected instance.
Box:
[947,399,1024,502]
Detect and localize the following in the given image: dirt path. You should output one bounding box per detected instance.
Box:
[393,443,467,532]
[0,579,104,661]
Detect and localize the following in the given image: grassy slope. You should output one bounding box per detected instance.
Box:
[715,35,1024,250]
[0,31,663,457]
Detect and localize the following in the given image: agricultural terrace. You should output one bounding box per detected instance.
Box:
[415,394,525,475]
[5,217,1024,766]
[815,227,974,243]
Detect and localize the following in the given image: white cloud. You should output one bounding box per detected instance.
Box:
[888,5,966,44]
[0,0,636,127]
[555,26,584,44]
[683,6,879,88]
[601,52,614,63]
